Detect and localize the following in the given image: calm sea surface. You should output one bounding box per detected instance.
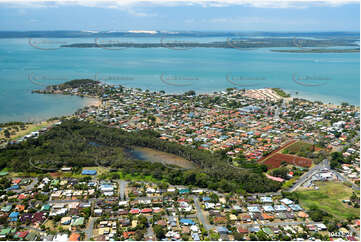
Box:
[0,37,359,122]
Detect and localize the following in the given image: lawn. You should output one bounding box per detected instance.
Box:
[103,170,168,184]
[297,181,360,220]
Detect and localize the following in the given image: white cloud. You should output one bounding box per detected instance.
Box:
[125,7,157,17]
[207,16,317,26]
[208,17,267,24]
[0,0,358,9]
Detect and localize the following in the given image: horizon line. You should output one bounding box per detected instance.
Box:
[0,30,359,33]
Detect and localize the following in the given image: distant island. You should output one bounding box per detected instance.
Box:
[271,48,360,53]
[0,30,359,39]
[60,37,359,50]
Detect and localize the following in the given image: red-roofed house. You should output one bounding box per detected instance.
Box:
[15,231,28,239]
[141,208,152,214]
[18,194,27,200]
[69,233,80,241]
[123,231,135,239]
[130,209,140,214]
[12,179,21,184]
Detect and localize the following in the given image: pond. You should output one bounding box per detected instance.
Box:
[125,146,197,169]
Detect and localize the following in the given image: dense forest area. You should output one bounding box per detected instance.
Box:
[0,119,281,193]
[55,79,100,88]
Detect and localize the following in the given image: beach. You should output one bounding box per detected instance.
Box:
[86,97,102,108]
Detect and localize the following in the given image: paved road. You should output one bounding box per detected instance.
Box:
[274,107,280,120]
[289,159,359,192]
[192,196,214,231]
[249,221,319,227]
[332,169,360,191]
[145,216,155,240]
[253,192,281,196]
[24,177,38,191]
[288,159,329,192]
[118,180,128,201]
[49,198,96,204]
[12,177,39,194]
[85,217,96,240]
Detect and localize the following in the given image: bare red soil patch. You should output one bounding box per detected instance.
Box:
[258,139,297,162]
[262,153,312,169]
[49,172,62,178]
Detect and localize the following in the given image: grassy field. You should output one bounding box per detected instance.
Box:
[297,181,360,220]
[283,141,314,154]
[0,120,58,141]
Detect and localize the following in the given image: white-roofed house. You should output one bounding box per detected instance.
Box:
[280,198,294,205]
[260,197,273,203]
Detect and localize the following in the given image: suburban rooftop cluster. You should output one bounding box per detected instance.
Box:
[0,174,359,241]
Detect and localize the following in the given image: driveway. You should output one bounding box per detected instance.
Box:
[192,196,214,231]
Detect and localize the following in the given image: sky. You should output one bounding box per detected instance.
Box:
[0,0,359,32]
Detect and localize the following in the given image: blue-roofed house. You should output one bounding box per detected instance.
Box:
[260,196,273,203]
[9,212,19,222]
[247,206,261,213]
[179,188,190,195]
[289,204,302,211]
[7,185,19,191]
[239,105,261,113]
[217,226,230,234]
[274,205,287,212]
[180,218,195,225]
[41,204,51,211]
[263,205,274,212]
[100,184,113,192]
[81,170,97,175]
[202,196,211,202]
[249,226,260,233]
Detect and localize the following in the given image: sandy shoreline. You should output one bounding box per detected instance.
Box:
[3,87,357,124]
[85,97,102,107]
[285,89,359,108]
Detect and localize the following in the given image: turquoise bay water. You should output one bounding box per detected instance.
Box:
[0,38,359,122]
